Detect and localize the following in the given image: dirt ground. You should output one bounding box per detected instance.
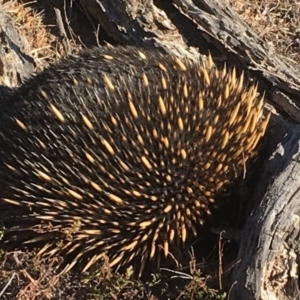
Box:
[0,0,299,299]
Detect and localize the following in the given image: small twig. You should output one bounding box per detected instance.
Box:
[0,272,16,297]
[53,7,70,55]
[218,230,225,290]
[160,268,193,280]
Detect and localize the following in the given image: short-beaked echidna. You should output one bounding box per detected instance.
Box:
[0,46,270,275]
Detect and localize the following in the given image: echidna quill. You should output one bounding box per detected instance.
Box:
[0,46,270,276]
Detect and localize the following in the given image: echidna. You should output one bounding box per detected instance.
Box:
[0,46,270,276]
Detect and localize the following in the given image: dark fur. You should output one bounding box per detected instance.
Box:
[0,46,267,275]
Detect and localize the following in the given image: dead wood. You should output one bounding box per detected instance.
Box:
[230,125,300,300]
[0,5,35,88]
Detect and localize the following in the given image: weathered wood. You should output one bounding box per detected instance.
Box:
[0,4,35,88]
[79,0,201,60]
[230,125,300,300]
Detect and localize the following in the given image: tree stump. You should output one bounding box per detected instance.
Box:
[230,125,300,299]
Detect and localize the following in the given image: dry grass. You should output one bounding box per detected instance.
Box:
[2,0,63,71]
[228,0,300,64]
[0,247,227,299]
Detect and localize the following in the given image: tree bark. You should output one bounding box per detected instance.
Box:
[0,7,35,88]
[230,125,300,300]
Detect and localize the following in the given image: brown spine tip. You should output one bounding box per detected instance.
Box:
[0,45,270,277]
[50,104,65,122]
